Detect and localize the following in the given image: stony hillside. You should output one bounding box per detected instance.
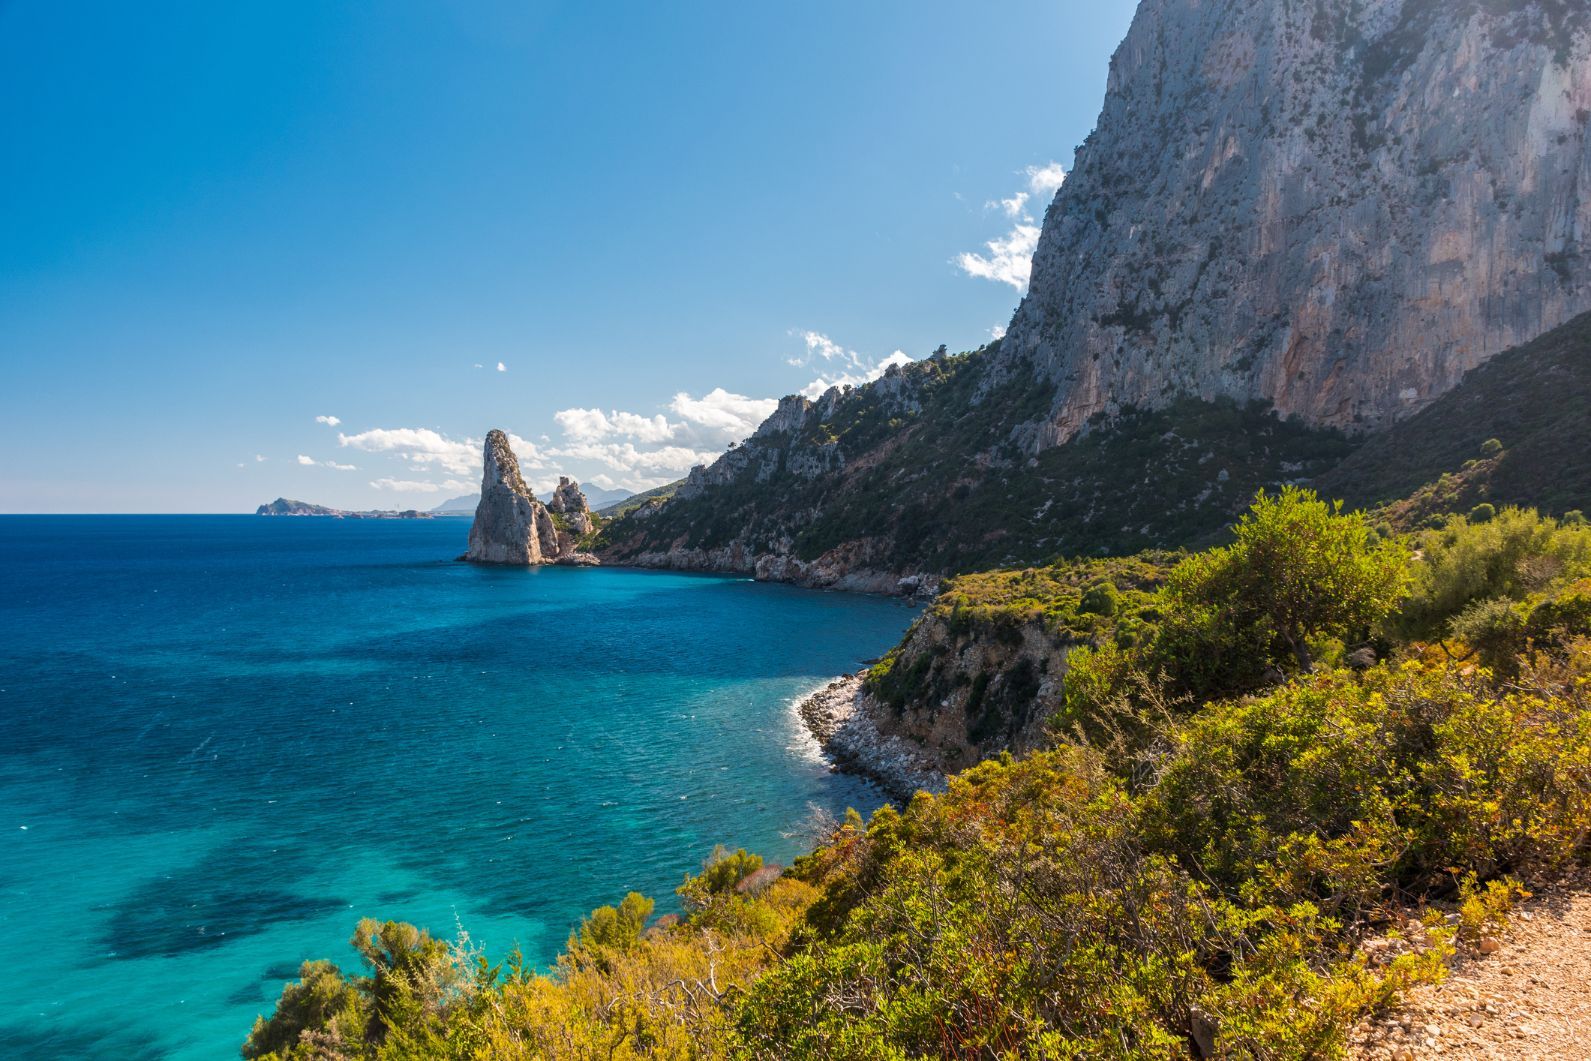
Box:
[597,351,1350,588]
[599,0,1591,589]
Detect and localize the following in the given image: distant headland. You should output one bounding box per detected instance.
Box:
[254,498,434,519]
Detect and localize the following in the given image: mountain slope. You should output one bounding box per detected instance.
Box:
[600,0,1591,588]
[599,352,1352,588]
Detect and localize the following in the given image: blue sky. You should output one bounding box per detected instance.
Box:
[0,1,1138,512]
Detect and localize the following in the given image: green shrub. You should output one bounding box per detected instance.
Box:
[1396,507,1591,639]
[1469,502,1497,523]
[1061,489,1410,751]
[1480,438,1505,457]
[1079,580,1121,616]
[243,961,367,1060]
[568,891,654,969]
[1142,660,1591,904]
[679,846,764,910]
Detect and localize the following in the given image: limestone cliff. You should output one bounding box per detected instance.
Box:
[464,430,561,564]
[1002,0,1591,443]
[601,0,1591,590]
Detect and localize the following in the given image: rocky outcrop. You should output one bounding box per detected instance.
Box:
[866,614,1075,775]
[1000,0,1591,444]
[464,430,562,565]
[547,476,595,536]
[796,675,948,801]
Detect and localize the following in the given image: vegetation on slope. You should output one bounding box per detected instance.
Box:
[246,490,1591,1059]
[601,310,1591,587]
[604,343,1354,576]
[1321,309,1591,516]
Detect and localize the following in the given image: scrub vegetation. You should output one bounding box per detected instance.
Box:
[246,490,1591,1059]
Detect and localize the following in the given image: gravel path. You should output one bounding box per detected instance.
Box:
[1353,880,1591,1059]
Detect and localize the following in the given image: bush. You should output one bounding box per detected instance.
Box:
[243,961,366,1060]
[1142,660,1591,905]
[568,891,654,969]
[678,846,764,910]
[1480,438,1505,457]
[1061,489,1410,751]
[1166,487,1410,672]
[1469,502,1497,523]
[1079,580,1121,616]
[1396,507,1591,639]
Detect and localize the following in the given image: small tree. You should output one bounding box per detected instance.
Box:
[678,846,764,910]
[350,919,457,1044]
[568,891,654,969]
[1167,488,1410,672]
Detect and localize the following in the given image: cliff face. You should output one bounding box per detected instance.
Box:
[1002,0,1591,443]
[465,430,561,564]
[860,553,1175,771]
[601,0,1591,590]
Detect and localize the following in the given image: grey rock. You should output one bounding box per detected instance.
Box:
[1000,0,1591,444]
[465,430,556,564]
[547,476,594,536]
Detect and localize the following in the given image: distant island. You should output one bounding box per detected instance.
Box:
[255,498,434,519]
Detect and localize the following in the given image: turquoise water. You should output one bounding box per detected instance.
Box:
[0,516,915,1059]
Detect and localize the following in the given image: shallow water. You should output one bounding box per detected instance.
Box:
[0,516,915,1058]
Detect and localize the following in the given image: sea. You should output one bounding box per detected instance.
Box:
[0,515,917,1059]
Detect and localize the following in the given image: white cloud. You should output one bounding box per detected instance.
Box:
[299,454,357,471]
[992,191,1029,218]
[668,389,778,437]
[990,324,1007,340]
[957,223,1042,291]
[535,337,911,492]
[552,408,676,445]
[473,362,484,369]
[337,427,488,476]
[789,332,915,397]
[497,361,507,372]
[546,441,719,475]
[1026,161,1067,199]
[255,454,268,462]
[958,161,1066,292]
[369,477,473,494]
[315,415,341,427]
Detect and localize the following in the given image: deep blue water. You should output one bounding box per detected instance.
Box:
[0,516,915,1059]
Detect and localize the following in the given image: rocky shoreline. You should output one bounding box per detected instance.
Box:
[796,673,947,803]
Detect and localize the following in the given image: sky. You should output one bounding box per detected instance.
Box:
[0,1,1140,512]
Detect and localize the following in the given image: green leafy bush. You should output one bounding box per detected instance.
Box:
[1397,507,1591,639]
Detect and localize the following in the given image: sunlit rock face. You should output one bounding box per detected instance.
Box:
[465,430,559,564]
[999,0,1591,445]
[547,476,594,536]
